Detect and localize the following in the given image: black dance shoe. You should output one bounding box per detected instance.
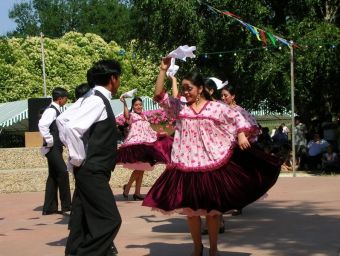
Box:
[123,184,128,199]
[106,242,118,255]
[132,194,144,201]
[231,209,243,216]
[42,210,61,215]
[219,218,225,234]
[62,207,71,214]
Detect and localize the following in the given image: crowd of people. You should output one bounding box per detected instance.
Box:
[37,57,284,256]
[257,116,340,172]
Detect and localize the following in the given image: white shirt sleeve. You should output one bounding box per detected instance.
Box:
[38,108,56,147]
[57,96,106,167]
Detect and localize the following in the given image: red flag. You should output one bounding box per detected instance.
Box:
[260,30,267,47]
[222,11,241,19]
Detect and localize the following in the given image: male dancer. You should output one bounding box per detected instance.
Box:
[38,87,71,215]
[57,60,122,256]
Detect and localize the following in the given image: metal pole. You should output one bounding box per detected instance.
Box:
[290,43,296,177]
[40,32,47,97]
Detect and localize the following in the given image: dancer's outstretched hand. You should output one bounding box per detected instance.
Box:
[160,57,171,71]
[238,132,251,150]
[120,95,126,103]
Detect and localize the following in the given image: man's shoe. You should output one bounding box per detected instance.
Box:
[107,243,118,255]
[42,210,61,215]
[62,207,71,212]
[62,207,71,215]
[231,209,243,216]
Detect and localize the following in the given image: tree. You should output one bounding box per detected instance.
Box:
[130,0,339,121]
[0,32,158,103]
[8,0,133,45]
[8,1,40,36]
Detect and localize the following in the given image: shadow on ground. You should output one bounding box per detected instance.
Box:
[136,199,340,256]
[127,242,251,256]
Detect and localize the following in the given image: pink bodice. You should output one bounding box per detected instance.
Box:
[233,105,260,142]
[122,112,157,145]
[156,93,258,172]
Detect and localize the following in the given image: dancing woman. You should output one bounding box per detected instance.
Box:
[143,57,281,256]
[117,96,173,200]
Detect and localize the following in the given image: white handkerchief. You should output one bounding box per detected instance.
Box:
[209,77,229,90]
[167,45,196,61]
[166,58,179,77]
[121,88,137,98]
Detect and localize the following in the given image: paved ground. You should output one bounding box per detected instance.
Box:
[1,176,340,256]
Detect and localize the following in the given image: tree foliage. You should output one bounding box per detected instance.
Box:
[129,0,339,122]
[0,32,157,102]
[3,0,340,123]
[8,0,133,44]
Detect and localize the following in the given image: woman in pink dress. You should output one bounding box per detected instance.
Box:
[221,84,260,143]
[142,57,281,256]
[117,96,172,200]
[220,84,261,216]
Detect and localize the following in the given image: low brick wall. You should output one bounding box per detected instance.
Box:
[0,147,165,193]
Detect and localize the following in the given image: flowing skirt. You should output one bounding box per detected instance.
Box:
[142,146,282,216]
[116,135,173,170]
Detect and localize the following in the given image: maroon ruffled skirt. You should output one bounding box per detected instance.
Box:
[142,146,282,215]
[116,135,173,166]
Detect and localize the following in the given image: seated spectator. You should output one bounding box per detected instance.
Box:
[307,133,329,170]
[272,125,288,146]
[257,127,272,149]
[281,122,290,137]
[281,150,299,172]
[271,127,277,137]
[294,116,308,170]
[322,145,340,172]
[321,113,337,149]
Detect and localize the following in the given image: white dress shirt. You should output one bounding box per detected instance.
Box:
[38,102,60,155]
[56,86,112,167]
[58,90,93,145]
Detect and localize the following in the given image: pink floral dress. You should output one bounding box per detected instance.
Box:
[233,105,260,142]
[123,112,158,145]
[143,93,282,216]
[116,112,173,171]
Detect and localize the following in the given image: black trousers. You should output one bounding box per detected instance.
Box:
[66,165,121,256]
[43,147,71,212]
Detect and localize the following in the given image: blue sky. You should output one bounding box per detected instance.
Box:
[0,0,26,36]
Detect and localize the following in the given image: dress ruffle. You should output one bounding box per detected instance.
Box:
[116,135,173,167]
[142,146,282,216]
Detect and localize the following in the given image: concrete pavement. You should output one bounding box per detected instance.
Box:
[0,176,340,256]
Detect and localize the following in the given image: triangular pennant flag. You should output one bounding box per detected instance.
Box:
[275,36,290,46]
[267,32,277,46]
[260,30,267,46]
[253,27,261,41]
[222,11,241,19]
[239,21,257,36]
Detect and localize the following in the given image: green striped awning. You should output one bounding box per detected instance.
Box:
[110,96,161,116]
[0,96,294,132]
[0,96,161,131]
[0,100,28,130]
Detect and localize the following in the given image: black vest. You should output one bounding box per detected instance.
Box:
[84,90,117,171]
[44,105,63,149]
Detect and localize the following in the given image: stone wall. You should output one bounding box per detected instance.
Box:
[0,147,165,193]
